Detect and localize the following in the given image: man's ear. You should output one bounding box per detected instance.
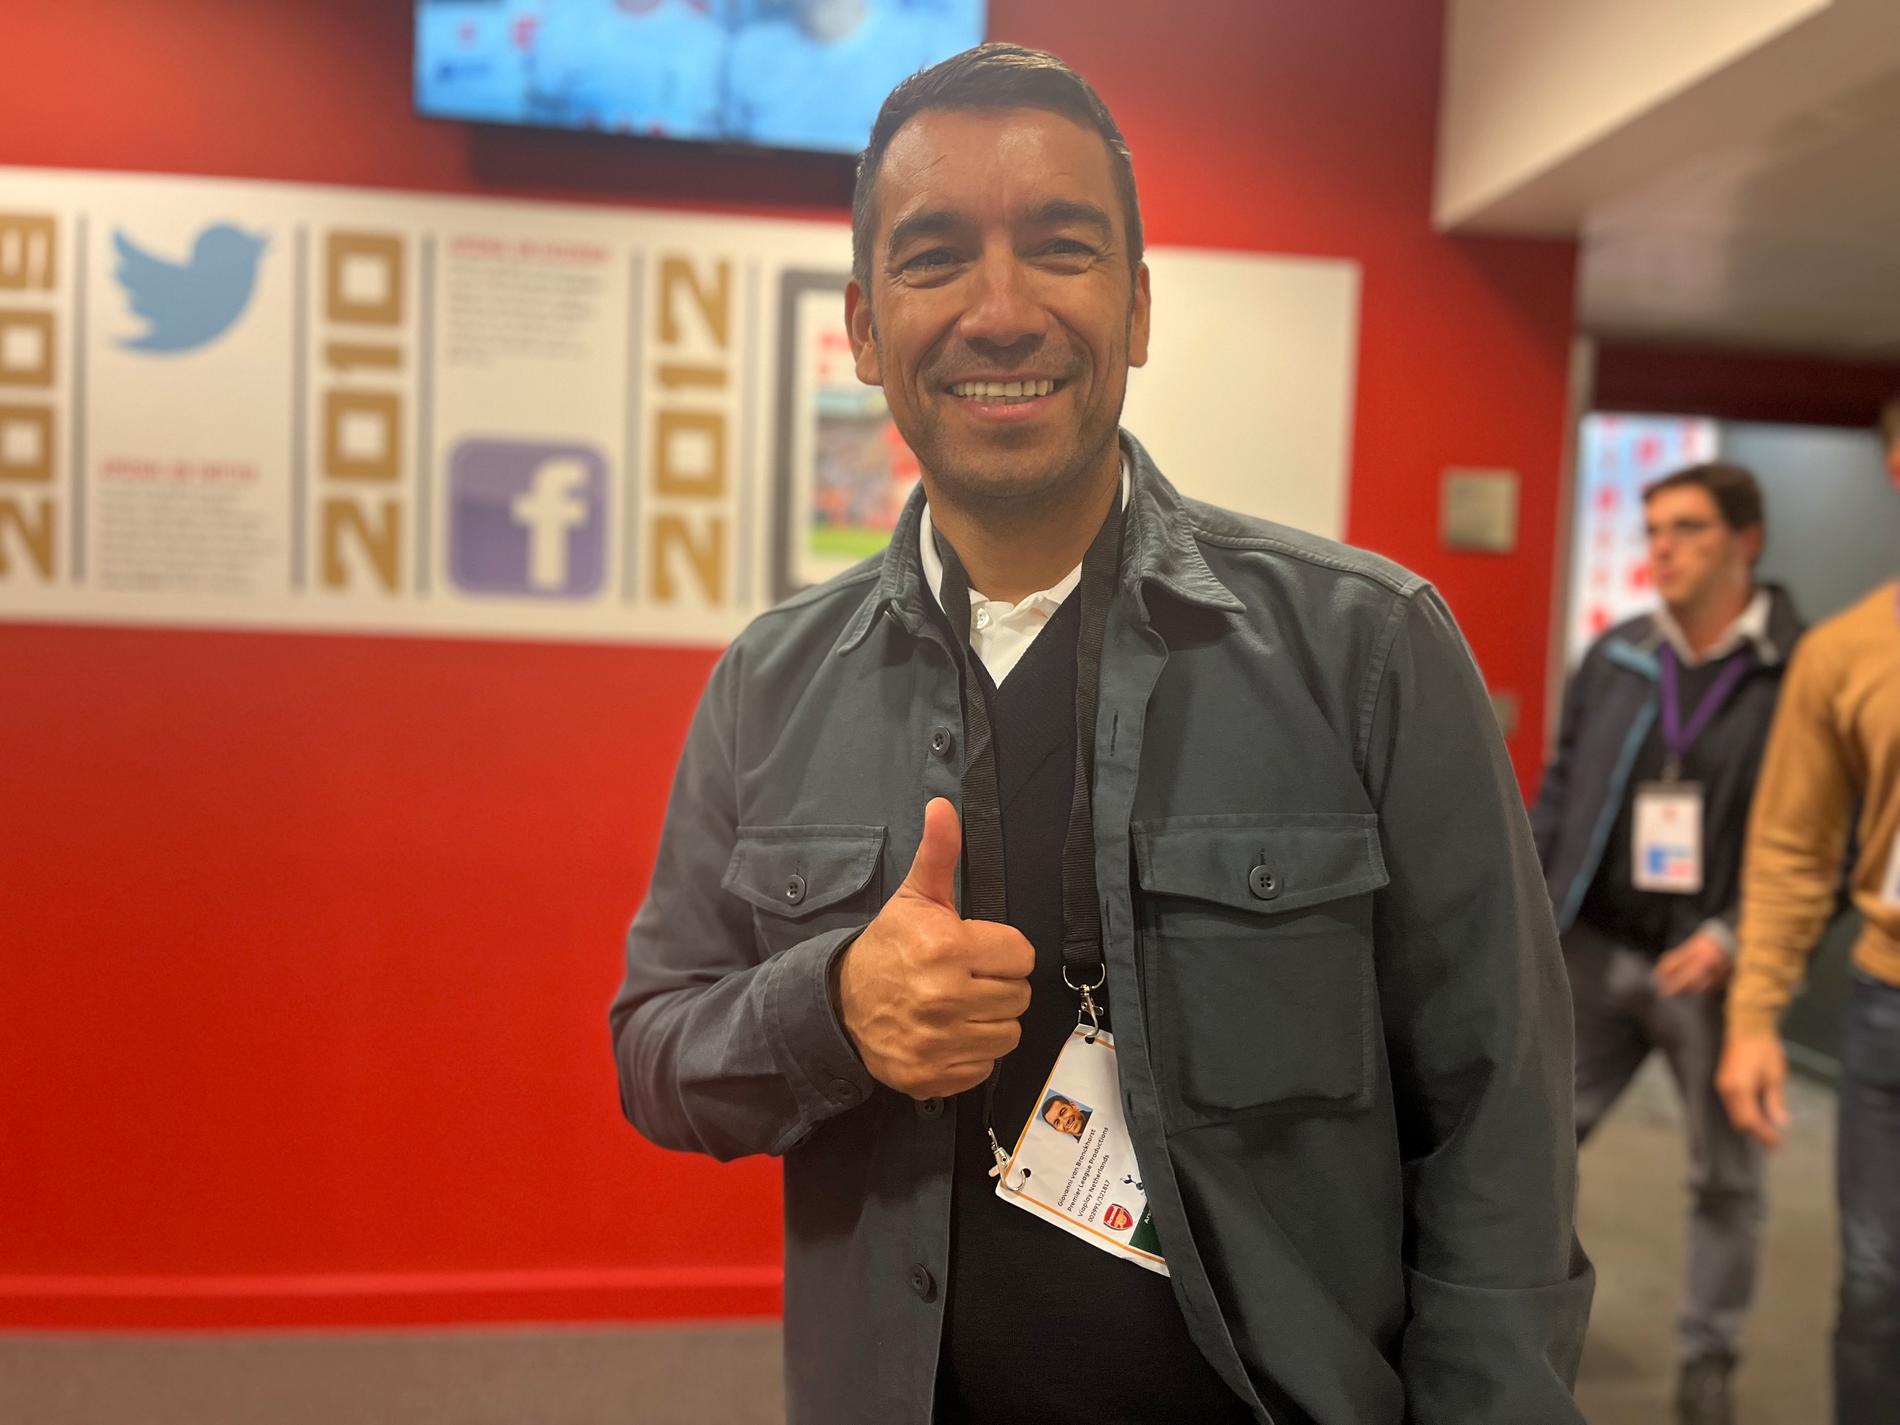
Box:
[1741,524,1766,569]
[846,279,882,386]
[1128,261,1152,369]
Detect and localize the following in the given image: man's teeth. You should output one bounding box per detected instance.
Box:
[951,379,1057,400]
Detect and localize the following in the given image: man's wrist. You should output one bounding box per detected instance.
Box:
[1695,917,1738,960]
[1725,1007,1782,1042]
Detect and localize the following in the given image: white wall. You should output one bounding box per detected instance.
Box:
[1124,248,1359,544]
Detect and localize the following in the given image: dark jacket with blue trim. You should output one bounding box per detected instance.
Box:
[1531,586,1804,950]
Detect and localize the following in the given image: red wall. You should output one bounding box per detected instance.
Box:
[0,0,1577,1327]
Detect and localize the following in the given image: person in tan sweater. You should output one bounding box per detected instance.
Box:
[1719,398,1900,1424]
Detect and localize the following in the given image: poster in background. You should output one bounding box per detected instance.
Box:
[0,166,1360,647]
[773,269,923,598]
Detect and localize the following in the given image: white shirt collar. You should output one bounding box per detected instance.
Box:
[918,456,1131,686]
[918,455,1132,618]
[1654,588,1772,667]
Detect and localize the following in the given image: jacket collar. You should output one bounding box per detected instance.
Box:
[1757,581,1804,664]
[1616,582,1803,674]
[834,429,1243,656]
[1116,430,1247,618]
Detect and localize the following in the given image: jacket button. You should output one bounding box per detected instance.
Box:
[916,1096,944,1119]
[1248,865,1280,901]
[784,874,807,904]
[908,1264,937,1302]
[833,1079,860,1104]
[929,726,953,758]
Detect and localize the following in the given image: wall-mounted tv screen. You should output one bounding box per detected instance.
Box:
[416,0,986,156]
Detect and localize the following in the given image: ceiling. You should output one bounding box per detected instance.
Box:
[1578,65,1900,359]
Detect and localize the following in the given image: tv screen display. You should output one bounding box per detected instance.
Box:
[416,0,987,155]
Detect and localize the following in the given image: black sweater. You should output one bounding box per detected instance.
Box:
[932,593,1253,1425]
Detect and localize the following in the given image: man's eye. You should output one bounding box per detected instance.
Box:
[1039,239,1095,258]
[902,249,957,271]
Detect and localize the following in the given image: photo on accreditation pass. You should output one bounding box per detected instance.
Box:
[1039,1093,1092,1140]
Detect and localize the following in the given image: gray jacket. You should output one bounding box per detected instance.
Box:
[611,432,1593,1425]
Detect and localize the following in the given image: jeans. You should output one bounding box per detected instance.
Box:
[1837,970,1900,1425]
[1564,923,1764,1363]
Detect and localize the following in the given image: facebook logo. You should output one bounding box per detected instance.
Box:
[448,439,607,598]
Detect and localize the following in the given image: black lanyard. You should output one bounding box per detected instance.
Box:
[932,484,1123,1175]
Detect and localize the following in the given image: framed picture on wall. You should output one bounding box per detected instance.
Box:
[770,270,920,601]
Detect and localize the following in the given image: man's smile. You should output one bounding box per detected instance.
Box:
[948,378,1064,401]
[941,374,1071,424]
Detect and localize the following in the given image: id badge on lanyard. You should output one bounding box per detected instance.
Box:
[992,1025,1169,1277]
[1631,645,1747,896]
[1633,781,1705,893]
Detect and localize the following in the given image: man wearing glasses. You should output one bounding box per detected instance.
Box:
[1532,462,1802,1425]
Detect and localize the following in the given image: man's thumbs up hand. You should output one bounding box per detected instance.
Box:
[898,795,963,912]
[834,798,1035,1100]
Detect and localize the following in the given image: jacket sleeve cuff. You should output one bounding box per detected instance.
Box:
[1398,1254,1594,1424]
[763,925,878,1129]
[1698,917,1739,959]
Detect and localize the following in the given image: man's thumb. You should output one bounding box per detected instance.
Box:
[903,797,962,908]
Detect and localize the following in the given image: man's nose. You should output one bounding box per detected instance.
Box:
[956,253,1046,357]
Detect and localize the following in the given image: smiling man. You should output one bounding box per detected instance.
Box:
[612,44,1590,1425]
[1041,1094,1088,1139]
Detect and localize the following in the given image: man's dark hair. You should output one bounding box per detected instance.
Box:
[1880,391,1900,448]
[850,44,1142,289]
[1642,462,1766,538]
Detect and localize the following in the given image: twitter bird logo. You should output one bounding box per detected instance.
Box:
[113,224,269,354]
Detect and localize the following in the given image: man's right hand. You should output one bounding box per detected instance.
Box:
[833,797,1034,1100]
[1716,1031,1791,1149]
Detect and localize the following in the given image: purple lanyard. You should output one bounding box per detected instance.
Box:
[1658,644,1750,778]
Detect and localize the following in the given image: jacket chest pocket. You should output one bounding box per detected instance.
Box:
[1131,813,1386,1131]
[720,824,887,962]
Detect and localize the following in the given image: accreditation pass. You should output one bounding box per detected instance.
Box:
[994,1025,1168,1277]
